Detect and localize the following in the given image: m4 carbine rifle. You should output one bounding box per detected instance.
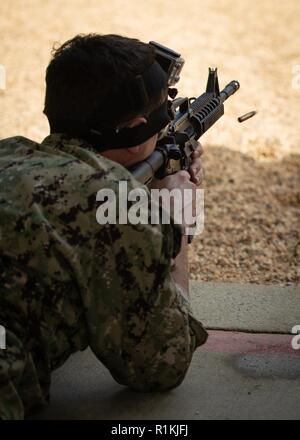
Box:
[130,44,240,184]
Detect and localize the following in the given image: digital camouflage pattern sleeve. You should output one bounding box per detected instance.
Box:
[0,134,207,419]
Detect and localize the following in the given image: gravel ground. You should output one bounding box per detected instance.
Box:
[0,0,299,284]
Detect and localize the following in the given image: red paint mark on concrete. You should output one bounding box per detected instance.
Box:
[199,330,300,355]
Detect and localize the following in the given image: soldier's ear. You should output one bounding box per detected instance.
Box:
[125,116,147,129]
[127,145,141,155]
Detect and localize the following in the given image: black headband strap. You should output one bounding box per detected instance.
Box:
[88,99,171,150]
[53,98,171,151]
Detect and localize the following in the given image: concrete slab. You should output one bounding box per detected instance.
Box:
[30,331,300,420]
[190,281,300,333]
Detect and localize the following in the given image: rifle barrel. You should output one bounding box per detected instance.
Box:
[130,149,165,183]
[219,80,240,103]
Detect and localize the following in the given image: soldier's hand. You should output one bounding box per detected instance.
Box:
[149,170,198,221]
[149,170,194,192]
[188,142,204,186]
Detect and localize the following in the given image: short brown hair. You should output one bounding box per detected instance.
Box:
[44,33,167,132]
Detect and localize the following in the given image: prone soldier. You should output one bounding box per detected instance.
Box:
[0,34,208,419]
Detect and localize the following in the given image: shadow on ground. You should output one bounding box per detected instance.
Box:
[189,145,300,284]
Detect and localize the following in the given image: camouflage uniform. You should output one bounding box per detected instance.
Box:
[0,134,208,419]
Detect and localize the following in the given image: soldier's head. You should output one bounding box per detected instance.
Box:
[44,34,170,166]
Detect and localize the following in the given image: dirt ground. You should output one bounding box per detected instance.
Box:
[0,0,299,284]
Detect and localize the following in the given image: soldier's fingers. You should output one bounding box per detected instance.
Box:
[190,168,204,186]
[190,158,202,176]
[192,142,204,158]
[190,162,201,175]
[176,170,191,182]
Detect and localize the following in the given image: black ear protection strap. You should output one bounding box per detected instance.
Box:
[53,60,172,151]
[51,99,171,150]
[86,98,171,150]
